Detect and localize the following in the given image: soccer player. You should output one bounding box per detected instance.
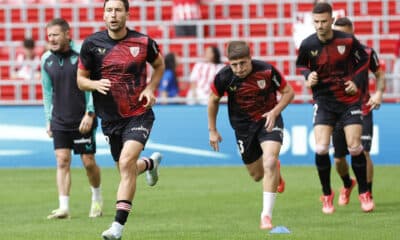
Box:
[76,0,164,239]
[296,2,374,214]
[332,17,385,205]
[41,18,103,219]
[208,40,294,230]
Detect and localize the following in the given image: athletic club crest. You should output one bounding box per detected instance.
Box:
[337,45,346,55]
[130,47,140,57]
[257,79,266,89]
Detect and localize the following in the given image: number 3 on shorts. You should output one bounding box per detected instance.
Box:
[237,140,244,154]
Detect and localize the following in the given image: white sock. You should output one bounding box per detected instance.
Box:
[91,186,102,202]
[261,192,277,218]
[59,195,69,211]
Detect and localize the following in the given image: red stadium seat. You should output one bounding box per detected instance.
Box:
[388,0,399,15]
[379,39,396,54]
[0,66,10,80]
[262,3,278,18]
[354,20,374,35]
[161,5,172,20]
[274,42,290,55]
[388,20,400,33]
[249,23,267,37]
[228,4,243,19]
[0,28,5,41]
[367,1,383,15]
[0,85,15,100]
[0,7,5,23]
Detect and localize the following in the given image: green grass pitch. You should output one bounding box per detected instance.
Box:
[0,166,398,240]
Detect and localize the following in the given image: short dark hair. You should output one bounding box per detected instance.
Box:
[23,38,35,49]
[334,17,353,28]
[227,41,250,60]
[312,2,332,15]
[164,53,177,71]
[209,46,222,64]
[46,18,70,32]
[104,0,129,12]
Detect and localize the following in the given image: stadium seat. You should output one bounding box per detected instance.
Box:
[0,85,15,100]
[0,65,10,80]
[379,39,396,54]
[249,23,267,37]
[388,20,400,33]
[228,4,244,19]
[0,7,5,23]
[388,0,399,15]
[354,20,374,35]
[296,2,313,12]
[262,3,278,18]
[274,42,290,55]
[161,5,172,20]
[0,28,5,41]
[367,1,383,15]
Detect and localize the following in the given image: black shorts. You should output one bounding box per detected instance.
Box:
[332,111,373,158]
[313,102,362,127]
[52,129,97,155]
[234,115,283,165]
[102,110,155,162]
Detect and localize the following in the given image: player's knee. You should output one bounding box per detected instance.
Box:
[262,156,278,171]
[249,169,263,182]
[315,144,329,155]
[82,154,96,169]
[348,145,363,156]
[334,157,346,164]
[55,155,70,169]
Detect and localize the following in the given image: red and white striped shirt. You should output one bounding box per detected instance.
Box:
[189,62,225,104]
[172,0,201,21]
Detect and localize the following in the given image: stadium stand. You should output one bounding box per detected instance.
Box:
[0,0,399,104]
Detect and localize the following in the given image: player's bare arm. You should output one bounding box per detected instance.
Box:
[139,54,165,108]
[262,84,294,131]
[77,68,111,95]
[367,69,385,110]
[79,112,94,134]
[305,71,318,88]
[208,92,223,152]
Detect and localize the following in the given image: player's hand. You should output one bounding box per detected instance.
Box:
[79,113,94,134]
[344,81,358,95]
[139,87,157,109]
[306,71,318,88]
[262,110,277,132]
[46,123,53,138]
[95,79,111,95]
[367,92,383,110]
[209,129,222,152]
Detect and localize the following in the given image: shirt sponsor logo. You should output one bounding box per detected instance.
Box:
[73,137,92,144]
[97,48,106,55]
[228,86,237,92]
[337,45,346,55]
[131,125,150,138]
[130,47,140,57]
[350,109,362,115]
[311,50,318,56]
